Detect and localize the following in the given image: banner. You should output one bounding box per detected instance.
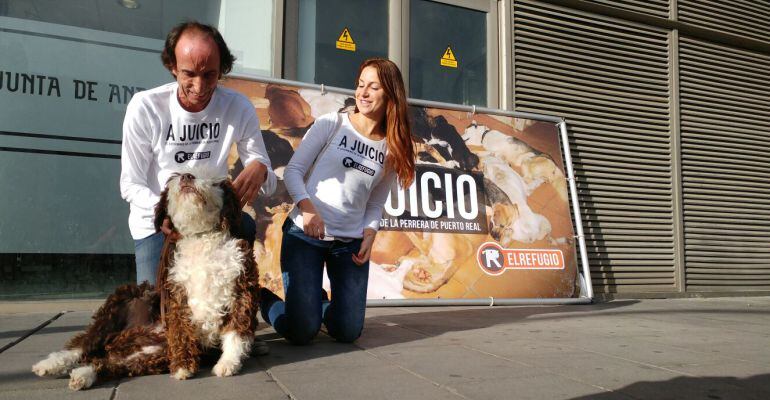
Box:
[223,78,578,299]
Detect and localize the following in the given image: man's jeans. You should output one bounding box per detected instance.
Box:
[133,212,257,285]
[265,219,369,344]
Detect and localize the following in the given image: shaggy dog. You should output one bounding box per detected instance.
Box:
[32,171,260,389]
[154,171,259,380]
[32,282,167,390]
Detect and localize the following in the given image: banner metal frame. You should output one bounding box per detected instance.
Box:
[229,73,594,305]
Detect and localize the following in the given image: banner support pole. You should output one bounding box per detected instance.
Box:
[557,120,594,301]
[367,297,592,307]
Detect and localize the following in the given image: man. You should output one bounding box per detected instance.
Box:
[120,21,276,285]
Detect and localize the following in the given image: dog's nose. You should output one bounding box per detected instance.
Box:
[180,173,195,183]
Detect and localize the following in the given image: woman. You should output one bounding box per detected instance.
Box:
[260,58,415,344]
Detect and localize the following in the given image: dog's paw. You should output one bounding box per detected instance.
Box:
[212,359,241,377]
[68,366,96,390]
[32,350,81,377]
[172,368,194,380]
[32,359,61,377]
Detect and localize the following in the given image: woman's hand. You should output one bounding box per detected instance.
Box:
[302,212,325,239]
[352,229,377,266]
[299,199,325,239]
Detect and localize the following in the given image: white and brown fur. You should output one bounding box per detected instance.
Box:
[462,121,567,201]
[32,170,260,389]
[31,282,167,390]
[153,170,259,380]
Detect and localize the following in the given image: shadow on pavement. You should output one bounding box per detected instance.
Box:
[250,301,640,372]
[250,299,770,373]
[567,373,770,400]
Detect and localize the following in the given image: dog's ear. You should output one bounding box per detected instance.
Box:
[154,188,170,233]
[219,180,242,236]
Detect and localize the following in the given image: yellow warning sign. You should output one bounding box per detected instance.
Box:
[336,28,356,52]
[440,45,458,68]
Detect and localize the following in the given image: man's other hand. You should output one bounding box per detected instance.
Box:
[233,161,267,207]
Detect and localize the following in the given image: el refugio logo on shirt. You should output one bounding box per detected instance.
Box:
[175,151,211,163]
[342,157,375,176]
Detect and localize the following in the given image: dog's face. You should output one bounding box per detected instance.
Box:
[155,171,241,237]
[462,121,487,146]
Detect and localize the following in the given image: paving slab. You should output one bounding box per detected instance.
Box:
[269,362,462,400]
[259,336,380,373]
[0,386,115,400]
[114,359,288,400]
[0,311,108,399]
[362,341,537,386]
[0,314,58,350]
[0,300,101,315]
[447,372,622,400]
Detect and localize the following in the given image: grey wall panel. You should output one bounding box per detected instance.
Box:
[678,0,770,43]
[513,0,676,294]
[584,0,669,19]
[679,36,770,292]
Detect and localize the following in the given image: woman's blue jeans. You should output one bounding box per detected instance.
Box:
[133,212,257,285]
[264,219,370,344]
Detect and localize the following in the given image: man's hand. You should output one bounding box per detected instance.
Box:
[352,228,377,266]
[160,217,182,242]
[233,161,267,208]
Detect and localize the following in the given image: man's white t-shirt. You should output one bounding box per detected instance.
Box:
[283,112,395,240]
[120,82,276,240]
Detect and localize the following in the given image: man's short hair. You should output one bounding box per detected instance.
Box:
[161,21,235,77]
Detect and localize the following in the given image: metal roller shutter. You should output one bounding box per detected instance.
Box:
[679,37,770,292]
[512,0,676,294]
[583,0,669,19]
[678,0,770,43]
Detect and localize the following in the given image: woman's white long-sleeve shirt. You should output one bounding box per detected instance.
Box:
[120,82,276,239]
[283,112,395,240]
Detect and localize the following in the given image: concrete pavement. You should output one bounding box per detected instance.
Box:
[1,297,769,399]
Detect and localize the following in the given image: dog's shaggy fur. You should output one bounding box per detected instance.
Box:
[32,170,260,389]
[32,282,167,390]
[154,171,259,380]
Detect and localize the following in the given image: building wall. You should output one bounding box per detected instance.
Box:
[2,0,768,299]
[510,0,770,297]
[0,0,277,299]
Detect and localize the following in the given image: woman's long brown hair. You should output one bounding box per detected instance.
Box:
[356,58,415,188]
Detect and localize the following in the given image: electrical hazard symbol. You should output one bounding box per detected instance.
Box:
[440,45,458,68]
[336,28,356,52]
